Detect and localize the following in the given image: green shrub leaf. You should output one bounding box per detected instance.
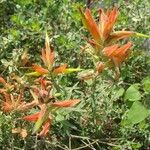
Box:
[142,77,150,93]
[124,85,141,101]
[124,101,149,125]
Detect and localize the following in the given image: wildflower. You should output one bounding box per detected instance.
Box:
[28,33,81,76]
[79,7,134,44]
[23,107,51,137]
[23,99,80,136]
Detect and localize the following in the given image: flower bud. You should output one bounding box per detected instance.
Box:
[96,62,105,73]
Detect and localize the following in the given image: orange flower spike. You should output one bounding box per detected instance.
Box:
[53,64,67,75]
[79,7,101,42]
[39,119,51,137]
[99,8,107,39]
[113,43,132,67]
[108,7,118,27]
[106,7,119,37]
[45,33,55,69]
[84,9,101,42]
[23,112,51,137]
[99,7,119,40]
[23,112,40,122]
[41,33,55,70]
[3,92,11,103]
[49,51,55,68]
[52,99,80,108]
[42,48,55,70]
[32,64,49,74]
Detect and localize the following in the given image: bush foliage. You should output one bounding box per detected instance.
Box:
[0,0,150,149]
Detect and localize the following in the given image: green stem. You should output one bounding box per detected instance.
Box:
[134,32,150,38]
[91,75,98,124]
[49,74,61,93]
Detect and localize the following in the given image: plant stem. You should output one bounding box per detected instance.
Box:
[91,75,98,124]
[50,74,61,93]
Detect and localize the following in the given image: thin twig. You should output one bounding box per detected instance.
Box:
[72,140,99,150]
[82,139,96,150]
[57,145,69,150]
[45,140,69,150]
[87,139,96,150]
[69,136,72,150]
[70,134,120,148]
[70,134,90,140]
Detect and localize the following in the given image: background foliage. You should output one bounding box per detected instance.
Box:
[0,0,150,149]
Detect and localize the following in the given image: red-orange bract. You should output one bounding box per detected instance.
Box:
[102,42,132,66]
[42,33,55,70]
[53,64,67,75]
[31,34,68,76]
[23,111,51,137]
[52,99,80,107]
[32,64,49,75]
[23,112,40,122]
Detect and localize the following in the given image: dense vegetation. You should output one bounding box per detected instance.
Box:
[0,0,150,149]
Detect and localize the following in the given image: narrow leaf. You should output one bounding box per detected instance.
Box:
[64,68,82,74]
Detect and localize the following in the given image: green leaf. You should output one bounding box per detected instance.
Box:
[25,71,41,77]
[123,101,149,126]
[134,32,150,38]
[55,114,65,122]
[33,106,49,133]
[64,68,83,74]
[15,0,32,6]
[124,85,141,101]
[142,77,150,93]
[113,87,125,99]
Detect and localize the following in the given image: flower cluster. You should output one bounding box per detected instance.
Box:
[0,34,80,138]
[79,7,134,79]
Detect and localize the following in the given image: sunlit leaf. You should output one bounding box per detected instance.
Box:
[33,105,49,133]
[64,68,82,74]
[124,84,141,101]
[25,72,41,77]
[123,101,149,125]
